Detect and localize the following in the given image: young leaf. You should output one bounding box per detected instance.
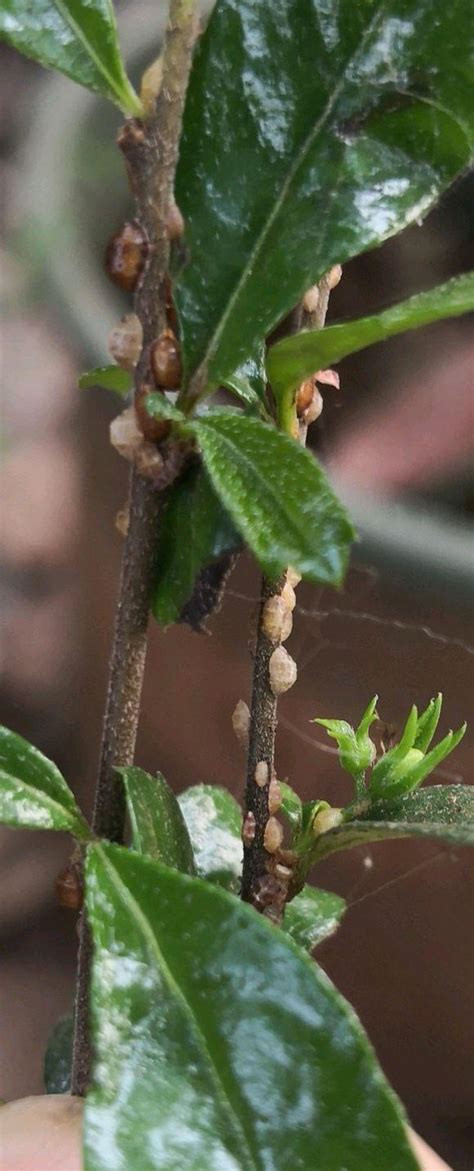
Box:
[178,783,242,894]
[191,412,354,585]
[85,842,417,1170]
[79,365,132,396]
[152,462,240,627]
[308,785,474,863]
[284,886,346,952]
[119,766,195,874]
[145,394,186,424]
[175,0,474,395]
[0,726,90,838]
[224,346,269,416]
[43,1015,73,1095]
[279,781,303,835]
[369,712,466,801]
[0,0,142,114]
[267,272,474,402]
[413,694,442,754]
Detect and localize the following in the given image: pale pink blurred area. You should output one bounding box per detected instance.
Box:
[330,342,474,495]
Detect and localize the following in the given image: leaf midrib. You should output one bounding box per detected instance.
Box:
[188,0,391,390]
[0,769,84,830]
[196,419,336,573]
[54,0,131,106]
[98,846,260,1171]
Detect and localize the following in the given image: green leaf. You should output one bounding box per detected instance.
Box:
[0,726,90,838]
[0,0,142,113]
[279,780,303,834]
[284,885,346,952]
[309,785,474,862]
[43,1015,73,1094]
[369,711,466,801]
[413,694,442,753]
[78,365,132,396]
[152,462,240,627]
[145,394,186,424]
[178,783,242,894]
[192,412,354,585]
[119,766,195,874]
[267,273,474,402]
[315,697,378,785]
[224,346,269,415]
[85,842,417,1170]
[175,0,474,395]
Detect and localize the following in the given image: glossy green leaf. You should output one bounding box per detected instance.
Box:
[178,783,242,894]
[279,780,303,834]
[224,346,269,415]
[0,0,142,113]
[145,394,187,424]
[119,766,195,874]
[413,694,442,754]
[44,1014,73,1094]
[0,726,90,838]
[192,412,354,585]
[285,885,346,952]
[152,462,239,627]
[309,786,474,862]
[85,842,417,1170]
[175,0,474,395]
[78,365,132,396]
[268,272,474,401]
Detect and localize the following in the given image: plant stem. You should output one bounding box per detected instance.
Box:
[71,0,198,1097]
[241,270,336,915]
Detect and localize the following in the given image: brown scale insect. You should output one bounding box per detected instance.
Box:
[150,327,182,390]
[296,377,315,417]
[135,383,171,444]
[55,861,83,911]
[105,220,148,292]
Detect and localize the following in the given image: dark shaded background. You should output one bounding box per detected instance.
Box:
[1,4,473,1166]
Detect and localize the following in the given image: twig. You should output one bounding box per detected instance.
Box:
[71,0,198,1096]
[241,269,337,916]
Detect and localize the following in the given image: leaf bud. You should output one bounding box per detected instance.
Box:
[150,328,182,390]
[140,54,163,114]
[232,699,250,748]
[269,646,297,696]
[104,221,148,291]
[264,816,284,853]
[262,595,293,643]
[108,313,143,371]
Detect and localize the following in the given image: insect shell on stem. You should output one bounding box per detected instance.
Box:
[104,220,148,292]
[108,313,143,371]
[55,862,83,911]
[269,646,297,696]
[262,595,293,643]
[150,328,182,390]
